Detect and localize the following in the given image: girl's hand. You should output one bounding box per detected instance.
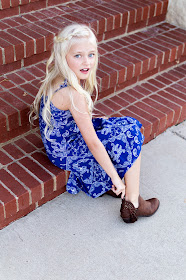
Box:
[111,177,126,199]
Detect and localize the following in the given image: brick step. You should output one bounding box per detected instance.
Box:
[0,62,186,229]
[0,0,70,20]
[0,0,168,74]
[0,22,186,143]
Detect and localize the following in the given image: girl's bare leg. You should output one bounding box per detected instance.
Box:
[124,153,141,208]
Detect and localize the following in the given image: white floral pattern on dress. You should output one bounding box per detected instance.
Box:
[39,85,144,198]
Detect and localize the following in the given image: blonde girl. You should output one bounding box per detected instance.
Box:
[30,24,159,223]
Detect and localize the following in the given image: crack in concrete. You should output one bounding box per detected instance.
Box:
[171,131,186,141]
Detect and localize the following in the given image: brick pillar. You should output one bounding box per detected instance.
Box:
[166,0,186,29]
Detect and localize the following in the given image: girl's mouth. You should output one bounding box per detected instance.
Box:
[80,68,89,74]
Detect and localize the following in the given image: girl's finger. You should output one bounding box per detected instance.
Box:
[121,191,125,200]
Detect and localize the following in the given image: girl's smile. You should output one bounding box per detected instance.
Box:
[66,38,96,83]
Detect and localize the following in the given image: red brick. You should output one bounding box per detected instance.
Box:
[14,138,36,154]
[104,26,127,40]
[18,25,45,54]
[118,91,136,103]
[0,6,19,20]
[3,17,21,28]
[169,69,186,79]
[142,97,174,128]
[148,78,165,89]
[37,186,66,208]
[8,162,42,203]
[0,21,10,30]
[7,28,35,58]
[103,99,123,112]
[101,56,126,85]
[80,9,106,34]
[98,64,115,90]
[5,73,25,85]
[147,13,166,27]
[0,60,21,76]
[48,0,67,6]
[20,83,38,97]
[150,93,181,125]
[109,112,123,118]
[0,203,4,222]
[11,0,20,7]
[109,95,129,108]
[165,87,186,101]
[0,169,30,211]
[2,143,24,159]
[140,82,158,93]
[19,157,54,196]
[0,183,17,219]
[125,88,144,100]
[1,0,11,9]
[158,89,185,104]
[11,15,29,26]
[154,75,173,86]
[24,23,54,51]
[0,99,19,130]
[31,151,66,190]
[115,77,138,92]
[23,51,50,67]
[128,21,147,33]
[24,133,43,148]
[0,149,12,165]
[97,5,121,30]
[173,82,186,93]
[20,0,46,14]
[95,102,114,116]
[130,104,160,137]
[0,77,15,88]
[21,0,30,5]
[162,0,169,14]
[0,32,24,62]
[0,91,29,126]
[98,87,114,100]
[22,13,39,23]
[114,49,141,78]
[88,6,114,32]
[0,37,14,64]
[0,204,36,230]
[135,101,167,133]
[97,69,110,91]
[9,87,34,105]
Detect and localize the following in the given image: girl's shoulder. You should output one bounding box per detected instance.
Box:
[51,79,71,111]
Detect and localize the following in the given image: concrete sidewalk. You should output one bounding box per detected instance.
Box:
[0,121,186,280]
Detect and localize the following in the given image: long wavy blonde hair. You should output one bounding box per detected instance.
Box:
[30,23,98,135]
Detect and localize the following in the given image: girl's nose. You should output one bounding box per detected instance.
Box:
[83,56,89,65]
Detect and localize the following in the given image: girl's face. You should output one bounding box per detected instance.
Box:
[66,38,96,83]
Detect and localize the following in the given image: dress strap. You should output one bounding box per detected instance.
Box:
[54,79,68,93]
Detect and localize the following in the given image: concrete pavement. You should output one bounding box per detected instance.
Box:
[0,121,186,280]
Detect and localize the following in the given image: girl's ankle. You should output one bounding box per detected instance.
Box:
[125,195,139,208]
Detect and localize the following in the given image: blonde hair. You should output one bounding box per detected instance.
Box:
[30,23,98,136]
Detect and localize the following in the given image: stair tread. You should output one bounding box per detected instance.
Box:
[0,0,168,69]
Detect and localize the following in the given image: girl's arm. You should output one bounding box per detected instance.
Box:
[69,89,125,197]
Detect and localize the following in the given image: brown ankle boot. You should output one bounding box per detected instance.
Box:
[120,195,160,223]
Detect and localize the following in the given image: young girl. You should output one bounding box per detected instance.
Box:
[30,24,159,223]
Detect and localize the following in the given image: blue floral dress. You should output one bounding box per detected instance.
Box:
[39,81,144,198]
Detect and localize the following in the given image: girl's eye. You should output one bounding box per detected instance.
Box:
[89,53,95,58]
[75,54,81,58]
